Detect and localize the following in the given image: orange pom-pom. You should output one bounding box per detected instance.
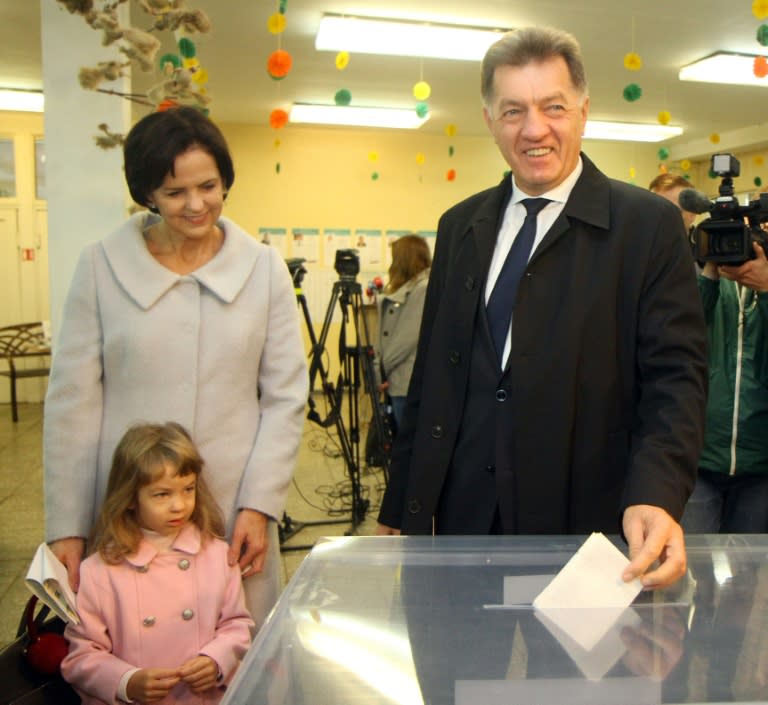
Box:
[754,56,768,78]
[267,50,293,79]
[157,99,179,112]
[446,169,457,181]
[269,109,289,129]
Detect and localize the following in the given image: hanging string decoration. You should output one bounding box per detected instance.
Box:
[754,55,768,78]
[334,88,352,106]
[623,83,642,101]
[621,17,643,103]
[658,147,670,161]
[369,151,380,181]
[754,0,768,20]
[657,110,671,125]
[445,124,457,181]
[62,0,213,149]
[267,0,290,175]
[335,51,350,70]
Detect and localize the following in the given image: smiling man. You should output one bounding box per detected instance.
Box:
[377,26,707,590]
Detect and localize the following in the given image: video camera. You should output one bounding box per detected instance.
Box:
[689,153,768,264]
[334,248,360,281]
[285,257,307,286]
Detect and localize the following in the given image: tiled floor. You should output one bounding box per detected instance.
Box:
[0,399,384,647]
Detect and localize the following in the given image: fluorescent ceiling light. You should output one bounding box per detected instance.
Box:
[316,13,508,61]
[584,120,683,143]
[290,103,429,129]
[679,52,768,87]
[0,89,44,112]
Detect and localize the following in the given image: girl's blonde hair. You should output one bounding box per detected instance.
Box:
[386,234,431,293]
[89,422,225,564]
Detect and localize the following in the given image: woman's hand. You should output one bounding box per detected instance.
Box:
[227,509,268,578]
[127,668,180,702]
[179,655,219,693]
[49,537,85,592]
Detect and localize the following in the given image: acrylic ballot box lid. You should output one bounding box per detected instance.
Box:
[222,534,768,705]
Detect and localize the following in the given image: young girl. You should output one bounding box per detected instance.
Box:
[61,422,254,704]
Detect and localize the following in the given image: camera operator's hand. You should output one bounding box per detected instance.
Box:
[719,242,768,291]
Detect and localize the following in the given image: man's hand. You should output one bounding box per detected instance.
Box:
[620,607,686,680]
[719,242,768,291]
[126,668,180,702]
[375,523,401,536]
[227,509,268,578]
[49,537,85,592]
[622,505,686,589]
[179,655,219,693]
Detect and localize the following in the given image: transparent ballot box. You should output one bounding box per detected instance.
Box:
[223,535,768,705]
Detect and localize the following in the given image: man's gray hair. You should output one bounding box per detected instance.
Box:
[481,26,588,106]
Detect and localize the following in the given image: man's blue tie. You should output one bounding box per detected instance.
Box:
[486,197,551,360]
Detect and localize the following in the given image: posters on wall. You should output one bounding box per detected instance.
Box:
[258,227,288,256]
[323,228,351,268]
[353,229,383,269]
[292,227,321,263]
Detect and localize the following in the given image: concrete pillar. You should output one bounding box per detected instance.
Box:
[40,1,130,340]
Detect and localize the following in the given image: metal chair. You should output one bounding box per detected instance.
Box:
[0,322,51,422]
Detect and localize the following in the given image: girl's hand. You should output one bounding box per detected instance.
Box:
[127,668,180,702]
[179,655,219,693]
[49,537,85,592]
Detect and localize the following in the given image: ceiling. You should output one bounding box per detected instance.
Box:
[4,1,768,151]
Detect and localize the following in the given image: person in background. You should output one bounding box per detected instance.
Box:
[44,106,308,629]
[377,26,707,590]
[61,422,253,705]
[375,234,431,430]
[682,244,768,533]
[649,173,699,234]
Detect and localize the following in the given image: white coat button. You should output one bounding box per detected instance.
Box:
[178,558,190,570]
[182,608,195,620]
[143,616,156,627]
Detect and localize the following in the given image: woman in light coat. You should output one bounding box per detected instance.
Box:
[376,235,431,429]
[44,107,308,629]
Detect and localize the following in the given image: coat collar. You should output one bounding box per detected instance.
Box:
[383,268,430,304]
[101,213,260,310]
[125,523,202,568]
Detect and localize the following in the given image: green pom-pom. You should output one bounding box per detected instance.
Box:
[758,24,768,46]
[623,83,642,102]
[684,173,691,181]
[159,53,181,70]
[708,169,718,179]
[415,101,429,118]
[756,176,763,187]
[279,0,287,13]
[657,147,670,161]
[371,171,379,181]
[334,89,351,106]
[178,38,196,59]
[448,145,455,157]
[276,162,281,174]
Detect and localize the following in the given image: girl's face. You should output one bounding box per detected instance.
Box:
[136,462,196,537]
[148,146,225,243]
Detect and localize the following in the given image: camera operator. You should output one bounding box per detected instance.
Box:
[649,173,699,234]
[682,241,768,533]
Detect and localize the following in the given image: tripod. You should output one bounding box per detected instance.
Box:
[280,259,391,552]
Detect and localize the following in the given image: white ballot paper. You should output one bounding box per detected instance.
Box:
[532,532,643,652]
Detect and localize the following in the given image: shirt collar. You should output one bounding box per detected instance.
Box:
[125,523,202,567]
[510,156,583,206]
[102,212,259,310]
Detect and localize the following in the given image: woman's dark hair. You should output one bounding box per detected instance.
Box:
[123,106,235,210]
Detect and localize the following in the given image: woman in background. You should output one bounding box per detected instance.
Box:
[44,106,308,629]
[375,235,431,430]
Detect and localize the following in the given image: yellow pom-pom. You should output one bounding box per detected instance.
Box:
[755,155,765,166]
[274,139,281,149]
[623,52,643,71]
[191,68,208,85]
[267,13,287,34]
[659,164,668,174]
[710,133,721,144]
[415,152,426,166]
[335,51,350,70]
[680,159,692,171]
[657,110,671,125]
[445,124,457,137]
[754,0,768,19]
[629,166,637,179]
[368,151,379,162]
[182,57,200,70]
[413,81,431,101]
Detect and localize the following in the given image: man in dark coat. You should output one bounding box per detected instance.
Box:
[377,26,707,590]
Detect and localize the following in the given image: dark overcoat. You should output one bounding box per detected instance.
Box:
[378,154,707,535]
